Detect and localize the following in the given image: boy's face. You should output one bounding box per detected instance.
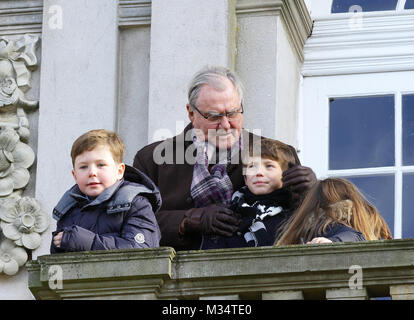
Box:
[244,156,283,195]
[72,145,125,198]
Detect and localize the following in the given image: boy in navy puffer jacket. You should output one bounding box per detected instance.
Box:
[50,129,161,253]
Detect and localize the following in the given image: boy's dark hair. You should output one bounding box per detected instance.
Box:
[246,138,296,171]
[71,129,125,166]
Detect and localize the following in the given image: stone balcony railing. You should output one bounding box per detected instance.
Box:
[26,239,414,300]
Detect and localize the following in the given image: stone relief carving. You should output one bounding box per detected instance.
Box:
[0,128,35,197]
[0,237,28,276]
[0,34,49,276]
[0,197,48,250]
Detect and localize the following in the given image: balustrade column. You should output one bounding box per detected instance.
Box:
[200,294,240,300]
[390,285,414,300]
[262,291,304,300]
[325,288,368,300]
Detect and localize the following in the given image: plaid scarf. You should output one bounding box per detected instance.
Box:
[190,132,240,208]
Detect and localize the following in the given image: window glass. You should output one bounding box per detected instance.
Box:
[345,175,394,237]
[403,173,414,238]
[331,0,398,13]
[329,95,394,170]
[403,94,414,165]
[405,0,414,9]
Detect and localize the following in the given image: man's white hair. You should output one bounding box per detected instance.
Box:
[187,65,244,109]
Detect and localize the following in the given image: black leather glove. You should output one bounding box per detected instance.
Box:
[282,163,317,206]
[182,204,241,237]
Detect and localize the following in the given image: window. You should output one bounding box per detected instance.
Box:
[405,0,414,9]
[329,95,394,170]
[306,0,414,19]
[302,0,414,239]
[403,173,414,237]
[402,94,414,238]
[346,175,395,235]
[332,0,398,13]
[328,95,396,235]
[301,73,414,239]
[403,94,414,164]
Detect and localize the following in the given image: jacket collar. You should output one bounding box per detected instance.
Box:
[53,165,162,221]
[70,180,123,207]
[53,180,123,220]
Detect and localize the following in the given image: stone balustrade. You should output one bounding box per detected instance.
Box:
[26,239,414,300]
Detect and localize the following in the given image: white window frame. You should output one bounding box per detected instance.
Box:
[300,71,414,239]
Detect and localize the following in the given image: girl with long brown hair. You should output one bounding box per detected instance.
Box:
[275,177,392,246]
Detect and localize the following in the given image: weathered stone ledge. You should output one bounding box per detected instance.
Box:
[27,239,414,300]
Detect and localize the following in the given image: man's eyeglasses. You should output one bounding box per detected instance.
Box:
[191,103,244,124]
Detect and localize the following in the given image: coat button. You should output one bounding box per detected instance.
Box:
[186,197,193,204]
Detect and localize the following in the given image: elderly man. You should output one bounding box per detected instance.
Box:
[133,66,316,251]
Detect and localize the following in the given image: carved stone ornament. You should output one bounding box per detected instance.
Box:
[0,127,34,196]
[0,197,49,250]
[0,34,49,276]
[0,236,28,276]
[0,34,39,142]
